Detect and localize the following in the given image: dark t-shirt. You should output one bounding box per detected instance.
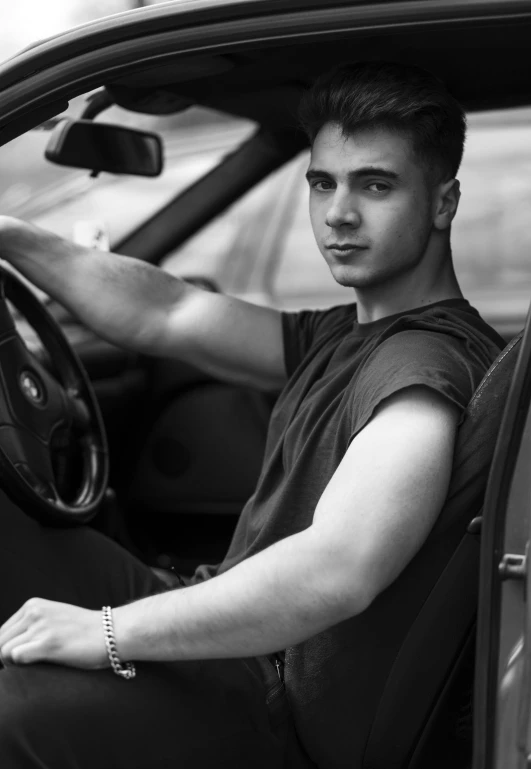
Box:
[195,298,504,767]
[197,298,502,579]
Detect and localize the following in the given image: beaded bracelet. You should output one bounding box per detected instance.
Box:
[101,606,136,680]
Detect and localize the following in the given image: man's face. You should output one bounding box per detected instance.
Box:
[307,122,436,291]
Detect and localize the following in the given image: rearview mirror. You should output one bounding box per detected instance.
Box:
[45,118,163,177]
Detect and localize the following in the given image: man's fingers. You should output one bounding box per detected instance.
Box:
[0,605,26,640]
[0,616,28,659]
[0,630,34,665]
[10,641,44,666]
[0,598,49,650]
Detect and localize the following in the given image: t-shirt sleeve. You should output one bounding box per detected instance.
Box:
[282,304,355,377]
[349,329,482,442]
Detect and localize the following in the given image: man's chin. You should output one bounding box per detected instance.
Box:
[329,265,372,289]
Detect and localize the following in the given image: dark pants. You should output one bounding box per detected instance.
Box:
[0,490,298,769]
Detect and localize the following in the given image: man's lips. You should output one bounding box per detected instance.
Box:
[327,244,366,249]
[326,243,368,254]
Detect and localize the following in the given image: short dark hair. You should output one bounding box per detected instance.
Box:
[299,62,466,181]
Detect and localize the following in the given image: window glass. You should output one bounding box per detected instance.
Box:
[0,96,255,247]
[161,162,298,302]
[451,110,531,326]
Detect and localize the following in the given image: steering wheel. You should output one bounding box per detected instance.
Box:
[0,265,108,525]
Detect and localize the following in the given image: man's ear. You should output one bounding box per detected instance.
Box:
[433,179,460,231]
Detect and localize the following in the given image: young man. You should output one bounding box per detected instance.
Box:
[0,63,504,768]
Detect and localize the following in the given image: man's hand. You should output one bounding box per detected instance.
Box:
[0,598,108,670]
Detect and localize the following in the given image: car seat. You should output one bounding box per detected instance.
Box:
[359,331,524,769]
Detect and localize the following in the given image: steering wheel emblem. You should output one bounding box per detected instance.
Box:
[19,370,46,406]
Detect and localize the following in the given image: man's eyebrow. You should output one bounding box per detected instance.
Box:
[306,168,331,181]
[351,166,400,181]
[305,166,400,182]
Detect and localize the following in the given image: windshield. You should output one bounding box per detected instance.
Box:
[0,95,255,248]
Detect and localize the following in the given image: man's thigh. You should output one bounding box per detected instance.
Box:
[0,492,291,767]
[0,656,285,769]
[0,488,163,623]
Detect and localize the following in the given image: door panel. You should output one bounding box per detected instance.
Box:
[493,424,531,768]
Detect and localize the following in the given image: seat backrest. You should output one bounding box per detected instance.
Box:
[362,331,523,769]
[439,330,524,533]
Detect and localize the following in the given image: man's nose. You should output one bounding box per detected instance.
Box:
[325,192,361,229]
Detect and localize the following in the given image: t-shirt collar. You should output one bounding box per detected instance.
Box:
[351,298,472,338]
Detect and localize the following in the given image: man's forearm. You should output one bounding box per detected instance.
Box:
[0,217,187,354]
[113,528,366,662]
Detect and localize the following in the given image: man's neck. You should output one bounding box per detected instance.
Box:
[354,258,463,325]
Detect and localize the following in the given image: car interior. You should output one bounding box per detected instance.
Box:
[2,7,531,767]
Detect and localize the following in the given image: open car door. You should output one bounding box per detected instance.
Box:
[474,306,531,769]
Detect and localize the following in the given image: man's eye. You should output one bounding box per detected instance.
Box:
[366,182,389,194]
[311,180,334,191]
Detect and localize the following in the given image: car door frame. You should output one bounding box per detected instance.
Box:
[474,306,531,768]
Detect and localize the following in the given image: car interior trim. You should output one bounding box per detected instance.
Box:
[4,0,531,87]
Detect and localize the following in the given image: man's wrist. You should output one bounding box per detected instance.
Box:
[112,603,147,663]
[112,593,183,664]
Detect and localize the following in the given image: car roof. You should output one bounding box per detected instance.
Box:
[1,0,531,144]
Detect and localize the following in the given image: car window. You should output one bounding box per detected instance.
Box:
[271,108,531,327]
[0,96,255,248]
[161,159,303,303]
